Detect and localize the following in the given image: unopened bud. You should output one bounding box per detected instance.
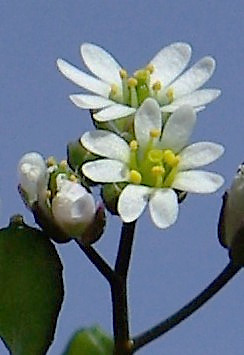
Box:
[101,183,126,215]
[52,178,96,237]
[218,164,244,265]
[78,203,106,245]
[18,152,48,206]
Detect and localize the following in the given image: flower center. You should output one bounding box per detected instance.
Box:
[109,64,175,108]
[128,131,180,188]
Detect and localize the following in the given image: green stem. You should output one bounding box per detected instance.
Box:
[112,221,136,355]
[132,261,241,352]
[75,240,116,284]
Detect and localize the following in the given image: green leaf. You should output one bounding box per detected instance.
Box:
[0,215,64,355]
[63,326,113,355]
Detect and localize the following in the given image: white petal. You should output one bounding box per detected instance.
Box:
[93,104,136,122]
[81,131,130,162]
[70,94,115,109]
[171,57,216,97]
[134,98,162,148]
[52,180,95,236]
[161,89,221,112]
[81,43,122,86]
[57,59,110,97]
[118,184,150,223]
[150,43,192,87]
[82,159,128,183]
[160,105,196,152]
[172,171,224,193]
[18,152,47,204]
[149,189,179,229]
[178,142,224,170]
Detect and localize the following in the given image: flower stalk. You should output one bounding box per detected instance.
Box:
[132,261,241,352]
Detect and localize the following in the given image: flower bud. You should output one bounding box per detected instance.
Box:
[78,203,106,245]
[101,183,127,215]
[218,164,244,265]
[18,152,48,206]
[52,176,96,237]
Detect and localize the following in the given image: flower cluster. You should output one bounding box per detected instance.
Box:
[19,41,225,233]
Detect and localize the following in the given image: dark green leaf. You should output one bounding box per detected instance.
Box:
[63,326,113,355]
[0,215,64,355]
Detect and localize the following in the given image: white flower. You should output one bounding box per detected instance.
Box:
[219,164,244,249]
[18,152,48,205]
[57,42,220,122]
[52,175,96,236]
[81,98,224,228]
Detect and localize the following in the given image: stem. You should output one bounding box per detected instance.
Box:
[75,240,116,284]
[112,221,136,355]
[132,261,241,352]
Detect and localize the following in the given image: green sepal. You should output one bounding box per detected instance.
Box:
[63,326,113,355]
[229,225,244,267]
[67,139,98,188]
[0,215,64,355]
[101,183,127,215]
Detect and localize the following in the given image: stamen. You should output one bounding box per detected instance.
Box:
[146,63,154,74]
[134,69,148,82]
[46,190,51,199]
[129,170,142,184]
[166,87,174,103]
[128,77,138,108]
[47,156,56,167]
[128,77,138,87]
[60,160,68,169]
[151,166,165,187]
[110,83,118,97]
[119,69,128,79]
[163,150,179,167]
[120,69,129,104]
[69,174,77,182]
[151,165,165,175]
[148,149,164,163]
[130,140,138,151]
[164,166,178,187]
[150,129,161,138]
[152,81,162,92]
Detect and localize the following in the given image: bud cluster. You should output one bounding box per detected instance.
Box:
[18,152,105,243]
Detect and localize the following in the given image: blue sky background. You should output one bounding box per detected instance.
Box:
[1,1,243,354]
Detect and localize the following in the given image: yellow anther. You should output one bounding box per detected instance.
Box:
[150,129,161,138]
[163,150,179,167]
[151,165,165,176]
[60,160,68,169]
[134,69,148,82]
[110,83,118,96]
[129,170,142,184]
[152,81,162,92]
[69,174,78,182]
[128,77,138,87]
[119,69,128,79]
[46,190,51,199]
[146,63,154,74]
[47,156,56,167]
[166,87,174,103]
[130,140,138,151]
[148,149,164,163]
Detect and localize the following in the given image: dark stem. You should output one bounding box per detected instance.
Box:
[112,221,136,355]
[75,239,116,284]
[132,261,241,352]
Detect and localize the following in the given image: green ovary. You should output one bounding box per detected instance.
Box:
[128,143,179,188]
